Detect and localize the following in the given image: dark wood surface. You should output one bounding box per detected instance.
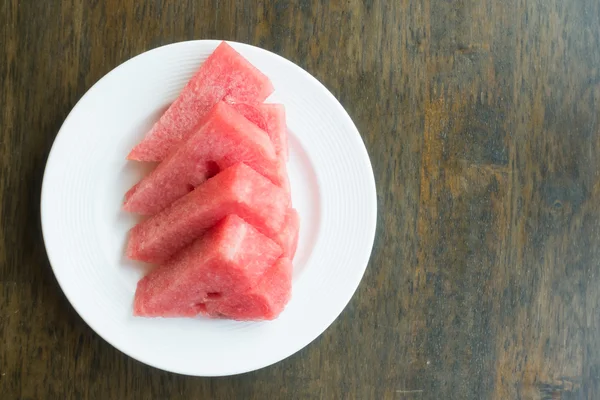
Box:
[2,0,600,398]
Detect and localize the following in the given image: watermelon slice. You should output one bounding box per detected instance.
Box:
[133,215,284,318]
[201,257,293,320]
[127,163,289,264]
[124,101,285,215]
[230,102,288,161]
[128,41,274,162]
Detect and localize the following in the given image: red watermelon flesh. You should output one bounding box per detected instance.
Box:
[274,208,300,259]
[127,163,289,264]
[123,101,284,215]
[201,257,293,320]
[128,41,274,162]
[133,215,284,318]
[230,102,288,161]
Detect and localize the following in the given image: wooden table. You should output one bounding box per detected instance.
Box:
[2,1,600,398]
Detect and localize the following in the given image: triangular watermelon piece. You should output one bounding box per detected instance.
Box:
[128,41,274,162]
[133,215,284,318]
[126,163,289,264]
[124,101,286,215]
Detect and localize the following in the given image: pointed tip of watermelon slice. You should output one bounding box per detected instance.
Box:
[125,232,138,260]
[127,145,161,162]
[122,182,140,210]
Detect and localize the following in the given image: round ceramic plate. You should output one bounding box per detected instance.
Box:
[41,40,377,376]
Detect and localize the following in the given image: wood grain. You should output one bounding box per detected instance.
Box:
[2,0,600,398]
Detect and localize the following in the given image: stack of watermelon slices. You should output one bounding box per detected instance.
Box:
[124,42,299,321]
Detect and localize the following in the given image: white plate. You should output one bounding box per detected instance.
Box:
[41,40,377,376]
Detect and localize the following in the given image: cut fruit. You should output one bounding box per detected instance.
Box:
[133,215,284,318]
[124,101,283,215]
[128,41,274,162]
[125,42,298,322]
[126,163,289,264]
[201,257,293,320]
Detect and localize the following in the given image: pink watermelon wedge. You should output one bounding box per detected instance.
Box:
[124,101,286,215]
[201,257,293,320]
[127,162,289,264]
[128,41,274,162]
[133,215,285,319]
